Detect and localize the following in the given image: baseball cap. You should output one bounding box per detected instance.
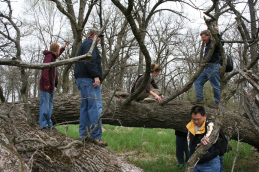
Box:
[87,28,104,37]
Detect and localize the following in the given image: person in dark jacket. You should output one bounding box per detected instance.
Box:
[191,26,224,109]
[186,105,220,172]
[39,42,68,130]
[175,130,189,167]
[134,63,164,102]
[74,28,107,147]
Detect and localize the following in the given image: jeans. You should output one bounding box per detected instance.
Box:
[176,135,190,166]
[76,78,103,139]
[194,63,220,105]
[219,156,224,171]
[194,155,220,172]
[39,90,54,128]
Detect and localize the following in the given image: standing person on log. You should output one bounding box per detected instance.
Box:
[74,28,107,147]
[39,42,68,131]
[191,26,224,109]
[187,105,220,172]
[134,63,164,103]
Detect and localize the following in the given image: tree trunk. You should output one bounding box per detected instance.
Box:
[0,129,30,171]
[0,104,143,172]
[28,92,259,150]
[0,85,5,103]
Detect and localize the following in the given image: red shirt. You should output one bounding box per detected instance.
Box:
[39,48,65,93]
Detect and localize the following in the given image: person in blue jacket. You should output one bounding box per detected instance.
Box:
[191,26,224,109]
[74,28,107,147]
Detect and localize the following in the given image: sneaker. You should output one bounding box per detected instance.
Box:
[209,104,219,109]
[143,98,156,103]
[190,99,204,105]
[93,139,108,147]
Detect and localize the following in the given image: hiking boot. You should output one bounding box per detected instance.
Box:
[209,104,219,109]
[50,127,59,132]
[79,137,95,143]
[41,126,51,131]
[93,139,108,147]
[78,137,84,142]
[190,99,204,105]
[143,97,156,103]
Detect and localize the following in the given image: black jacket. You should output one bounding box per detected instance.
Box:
[187,119,220,164]
[203,33,224,64]
[175,130,188,137]
[74,39,103,80]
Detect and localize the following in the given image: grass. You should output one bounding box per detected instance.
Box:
[56,124,258,172]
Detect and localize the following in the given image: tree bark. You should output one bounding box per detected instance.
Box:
[0,129,30,171]
[0,85,5,103]
[0,104,143,172]
[28,92,259,150]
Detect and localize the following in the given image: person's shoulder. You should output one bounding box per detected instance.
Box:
[82,38,93,44]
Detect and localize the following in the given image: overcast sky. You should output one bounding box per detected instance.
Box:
[9,0,230,31]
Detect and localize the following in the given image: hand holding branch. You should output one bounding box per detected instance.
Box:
[197,136,210,146]
[63,42,68,49]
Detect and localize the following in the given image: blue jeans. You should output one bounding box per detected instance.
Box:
[194,155,220,172]
[194,63,220,105]
[176,135,190,166]
[39,90,54,128]
[219,156,224,171]
[76,78,103,139]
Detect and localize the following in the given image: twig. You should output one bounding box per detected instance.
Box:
[52,120,79,127]
[231,128,242,172]
[38,149,54,163]
[102,124,114,134]
[28,150,38,171]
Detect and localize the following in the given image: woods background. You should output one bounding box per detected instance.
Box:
[0,0,259,171]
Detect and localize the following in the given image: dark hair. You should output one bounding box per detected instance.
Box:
[151,63,161,73]
[200,30,211,36]
[190,105,206,116]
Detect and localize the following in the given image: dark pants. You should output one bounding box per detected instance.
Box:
[176,135,190,166]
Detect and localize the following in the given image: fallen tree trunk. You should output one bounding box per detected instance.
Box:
[0,129,30,171]
[0,104,143,172]
[29,92,259,150]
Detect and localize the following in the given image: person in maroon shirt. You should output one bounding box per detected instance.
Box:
[39,42,68,130]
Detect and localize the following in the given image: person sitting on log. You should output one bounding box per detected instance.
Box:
[134,63,164,103]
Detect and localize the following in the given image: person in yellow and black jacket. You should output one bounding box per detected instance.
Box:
[186,105,220,172]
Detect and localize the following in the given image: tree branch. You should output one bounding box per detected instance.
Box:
[0,53,92,69]
[160,40,216,106]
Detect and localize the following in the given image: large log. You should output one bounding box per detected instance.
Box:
[0,104,143,172]
[29,92,259,150]
[0,129,30,171]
